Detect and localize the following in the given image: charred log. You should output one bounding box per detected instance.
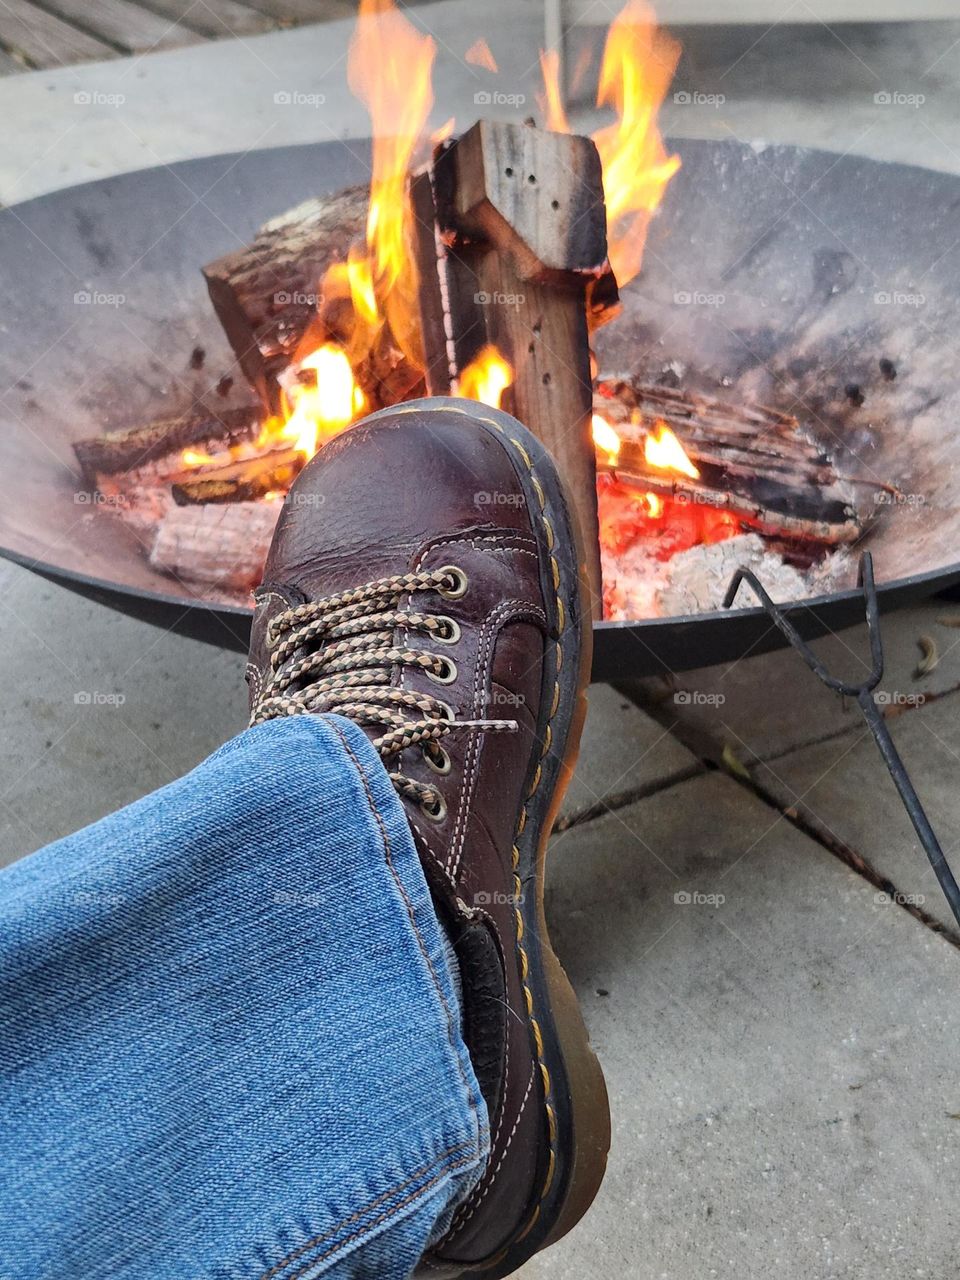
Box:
[170,448,303,506]
[203,188,368,411]
[73,405,260,483]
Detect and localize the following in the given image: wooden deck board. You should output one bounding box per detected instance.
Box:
[238,0,357,24]
[31,0,202,52]
[136,0,277,39]
[0,0,367,75]
[0,0,118,66]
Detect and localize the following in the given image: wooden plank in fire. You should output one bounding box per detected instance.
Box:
[73,405,261,484]
[595,382,867,545]
[413,120,617,616]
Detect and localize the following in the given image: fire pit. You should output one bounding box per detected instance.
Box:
[2,18,959,679]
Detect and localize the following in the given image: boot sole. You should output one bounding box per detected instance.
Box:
[394,399,611,1277]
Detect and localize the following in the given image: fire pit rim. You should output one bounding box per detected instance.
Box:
[5,135,960,679]
[6,540,956,681]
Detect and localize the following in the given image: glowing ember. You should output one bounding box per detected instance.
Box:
[457,345,514,409]
[279,344,365,458]
[644,421,699,479]
[591,414,621,466]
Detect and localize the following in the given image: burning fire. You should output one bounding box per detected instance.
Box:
[542,0,681,289]
[644,420,699,479]
[458,345,514,409]
[591,414,621,466]
[348,0,435,316]
[591,1,681,287]
[179,0,686,589]
[280,345,366,457]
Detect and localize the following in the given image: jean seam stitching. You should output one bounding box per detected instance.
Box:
[327,717,483,1137]
[256,1144,476,1280]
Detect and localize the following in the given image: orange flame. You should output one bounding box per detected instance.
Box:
[279,344,365,458]
[465,38,497,72]
[593,1,681,288]
[541,0,681,290]
[349,0,435,305]
[458,345,513,409]
[591,414,621,465]
[644,421,699,479]
[539,49,570,133]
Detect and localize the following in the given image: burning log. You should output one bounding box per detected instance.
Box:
[170,448,303,506]
[202,189,425,416]
[150,500,280,592]
[73,405,260,484]
[595,382,869,546]
[202,189,368,411]
[413,121,614,616]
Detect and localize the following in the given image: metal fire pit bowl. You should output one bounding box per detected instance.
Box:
[2,138,959,681]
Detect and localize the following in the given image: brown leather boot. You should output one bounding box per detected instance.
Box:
[246,398,610,1277]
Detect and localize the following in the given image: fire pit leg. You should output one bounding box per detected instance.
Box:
[413,121,616,617]
[724,552,960,929]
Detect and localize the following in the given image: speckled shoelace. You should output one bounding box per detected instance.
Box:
[251,566,517,821]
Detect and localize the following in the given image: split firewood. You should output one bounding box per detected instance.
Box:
[170,448,303,506]
[414,121,615,616]
[603,465,860,546]
[594,381,868,544]
[203,188,368,409]
[150,500,280,592]
[202,188,426,415]
[73,405,260,484]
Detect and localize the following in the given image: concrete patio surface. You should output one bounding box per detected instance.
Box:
[2,5,960,1278]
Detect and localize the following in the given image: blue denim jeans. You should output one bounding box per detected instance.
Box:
[0,715,489,1279]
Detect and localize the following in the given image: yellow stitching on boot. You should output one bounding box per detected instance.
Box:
[465,420,572,1260]
[557,598,565,631]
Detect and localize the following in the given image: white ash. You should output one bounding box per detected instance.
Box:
[655,534,809,617]
[602,533,851,621]
[150,500,280,597]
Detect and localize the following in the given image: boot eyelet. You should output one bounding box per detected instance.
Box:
[421,793,448,822]
[428,656,458,685]
[436,701,455,721]
[433,616,461,645]
[437,565,469,599]
[424,745,452,775]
